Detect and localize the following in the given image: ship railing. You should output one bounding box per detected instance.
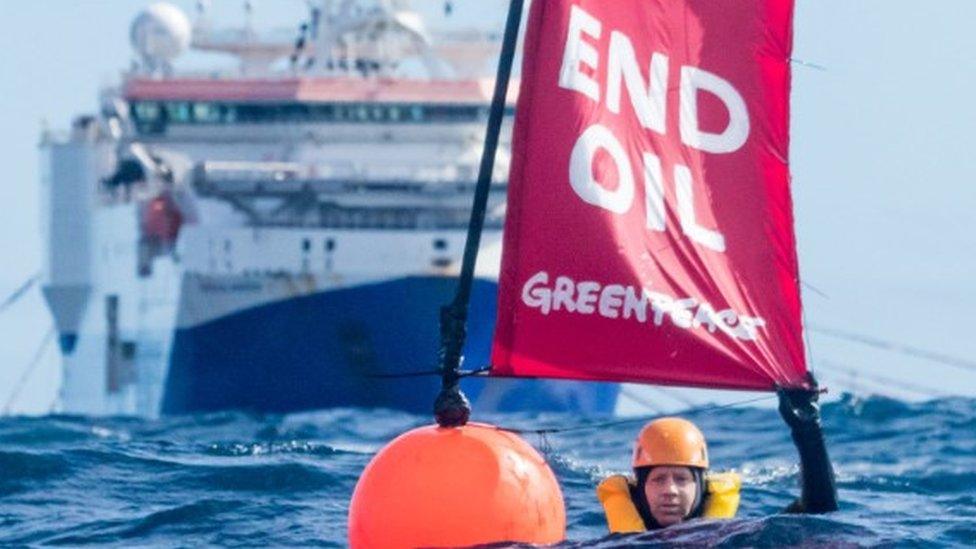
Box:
[195,161,503,188]
[122,69,258,81]
[191,202,505,231]
[190,161,507,230]
[193,172,508,200]
[196,160,304,180]
[39,129,71,146]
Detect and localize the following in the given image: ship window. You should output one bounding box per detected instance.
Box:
[280,103,309,122]
[120,341,137,360]
[236,104,263,123]
[432,257,452,268]
[310,104,334,119]
[166,102,192,123]
[302,238,311,252]
[220,104,238,123]
[193,103,220,123]
[133,102,161,121]
[129,100,515,132]
[433,238,448,250]
[325,238,336,251]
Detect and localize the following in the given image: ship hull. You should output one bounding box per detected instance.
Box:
[162,275,618,415]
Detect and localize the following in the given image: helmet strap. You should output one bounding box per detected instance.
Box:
[687,468,707,519]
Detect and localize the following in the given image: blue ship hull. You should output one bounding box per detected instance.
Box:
[161,276,618,415]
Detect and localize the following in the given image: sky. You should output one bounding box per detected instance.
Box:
[1,1,974,414]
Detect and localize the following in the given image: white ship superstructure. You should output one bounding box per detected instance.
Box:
[40,1,619,417]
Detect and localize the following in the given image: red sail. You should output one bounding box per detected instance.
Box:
[490,0,808,391]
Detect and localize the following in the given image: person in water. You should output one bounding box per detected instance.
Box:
[598,386,839,532]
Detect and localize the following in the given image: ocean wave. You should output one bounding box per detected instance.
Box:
[0,450,71,495]
[36,499,246,546]
[204,440,349,457]
[1,397,974,547]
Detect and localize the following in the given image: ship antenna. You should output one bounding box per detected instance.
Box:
[243,0,254,36]
[434,0,525,428]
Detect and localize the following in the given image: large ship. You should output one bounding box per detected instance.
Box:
[39,1,618,417]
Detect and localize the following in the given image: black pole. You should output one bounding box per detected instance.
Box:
[434,0,525,428]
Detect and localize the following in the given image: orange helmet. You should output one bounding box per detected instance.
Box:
[632,417,709,469]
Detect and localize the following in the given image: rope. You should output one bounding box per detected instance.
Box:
[0,274,39,314]
[2,326,56,415]
[790,57,827,71]
[617,387,662,415]
[650,385,696,408]
[815,359,951,398]
[801,280,830,300]
[799,284,819,379]
[497,394,777,437]
[810,325,976,373]
[365,366,491,379]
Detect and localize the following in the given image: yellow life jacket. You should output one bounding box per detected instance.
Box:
[596,472,741,533]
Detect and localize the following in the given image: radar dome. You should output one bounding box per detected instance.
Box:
[130,3,192,64]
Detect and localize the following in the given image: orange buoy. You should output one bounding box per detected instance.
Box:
[348,422,565,548]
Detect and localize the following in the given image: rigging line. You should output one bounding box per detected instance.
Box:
[618,387,662,415]
[365,366,491,379]
[797,275,822,378]
[790,57,827,71]
[498,394,777,436]
[815,359,951,398]
[649,385,695,408]
[809,325,976,373]
[818,361,936,398]
[801,307,817,378]
[45,392,60,415]
[818,370,893,402]
[801,280,830,300]
[814,371,899,403]
[366,368,443,379]
[0,274,39,314]
[2,326,56,415]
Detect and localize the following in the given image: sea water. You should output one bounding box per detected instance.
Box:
[1,395,973,547]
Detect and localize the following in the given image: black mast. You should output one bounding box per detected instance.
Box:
[434,0,525,428]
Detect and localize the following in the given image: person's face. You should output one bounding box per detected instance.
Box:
[643,466,698,527]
